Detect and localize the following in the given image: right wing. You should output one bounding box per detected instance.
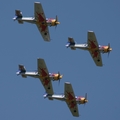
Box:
[34,2,50,41]
[64,82,79,117]
[37,58,53,95]
[87,31,103,66]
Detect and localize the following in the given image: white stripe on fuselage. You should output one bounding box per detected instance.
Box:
[47,94,65,101]
[21,72,39,78]
[17,17,36,23]
[20,72,55,80]
[70,44,88,50]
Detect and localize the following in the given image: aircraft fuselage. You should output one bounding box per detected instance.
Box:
[17,71,62,81]
[44,94,87,105]
[68,44,112,53]
[14,17,59,26]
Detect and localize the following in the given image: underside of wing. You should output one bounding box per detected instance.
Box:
[64,82,79,117]
[89,50,103,66]
[87,31,103,66]
[37,58,53,94]
[87,31,99,48]
[36,25,50,41]
[34,2,50,41]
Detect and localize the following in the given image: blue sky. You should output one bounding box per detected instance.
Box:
[0,0,120,119]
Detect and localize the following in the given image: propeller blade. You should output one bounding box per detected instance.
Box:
[108,51,110,57]
[58,79,60,85]
[107,43,111,57]
[84,93,88,104]
[85,93,87,100]
[108,43,110,49]
[55,15,58,22]
[58,71,61,85]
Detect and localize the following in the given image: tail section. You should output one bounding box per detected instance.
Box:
[66,37,76,50]
[43,93,53,100]
[16,65,27,78]
[13,10,23,24]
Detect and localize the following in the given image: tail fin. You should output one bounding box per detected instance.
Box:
[66,37,76,50]
[19,65,26,72]
[13,10,23,24]
[16,65,27,78]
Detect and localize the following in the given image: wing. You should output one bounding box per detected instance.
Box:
[64,82,79,117]
[34,2,50,41]
[87,31,103,66]
[37,58,53,94]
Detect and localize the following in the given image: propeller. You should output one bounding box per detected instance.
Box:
[107,43,112,57]
[57,71,62,85]
[54,15,60,29]
[84,93,88,105]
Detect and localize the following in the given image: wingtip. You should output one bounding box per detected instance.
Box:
[88,30,94,33]
[65,82,71,84]
[34,2,40,4]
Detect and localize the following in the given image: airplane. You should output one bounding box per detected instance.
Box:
[43,82,88,117]
[66,31,112,67]
[16,58,63,94]
[13,2,60,41]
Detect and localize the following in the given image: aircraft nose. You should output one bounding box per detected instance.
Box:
[85,99,88,103]
[109,48,112,51]
[60,75,63,79]
[56,22,60,24]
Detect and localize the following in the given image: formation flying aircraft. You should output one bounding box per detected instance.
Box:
[16,58,63,94]
[66,31,112,66]
[13,2,60,41]
[44,82,88,117]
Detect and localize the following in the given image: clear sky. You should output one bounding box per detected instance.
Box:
[0,0,120,120]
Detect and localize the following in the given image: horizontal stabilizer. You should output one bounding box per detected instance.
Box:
[66,37,76,50]
[13,10,23,24]
[16,65,27,78]
[19,64,26,72]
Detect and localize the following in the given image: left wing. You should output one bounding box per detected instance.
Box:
[64,82,79,117]
[87,31,103,66]
[37,58,54,95]
[34,2,50,41]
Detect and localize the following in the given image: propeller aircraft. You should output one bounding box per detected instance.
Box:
[16,58,63,94]
[66,31,112,66]
[13,2,60,41]
[43,82,88,117]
